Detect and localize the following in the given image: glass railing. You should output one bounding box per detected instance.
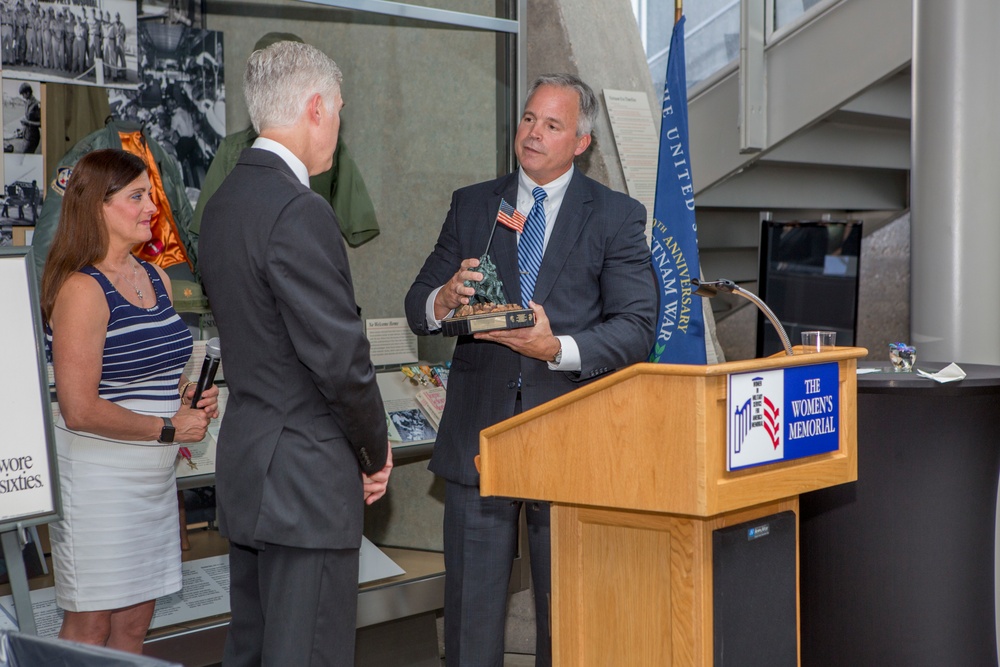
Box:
[642,0,740,93]
[635,0,834,94]
[774,0,827,30]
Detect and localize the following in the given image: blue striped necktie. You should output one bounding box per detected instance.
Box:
[518,186,547,303]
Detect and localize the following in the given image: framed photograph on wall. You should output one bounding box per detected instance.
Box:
[108,23,224,197]
[1,152,44,226]
[138,0,207,28]
[2,79,42,155]
[1,0,141,89]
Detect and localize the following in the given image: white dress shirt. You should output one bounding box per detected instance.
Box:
[251,136,310,188]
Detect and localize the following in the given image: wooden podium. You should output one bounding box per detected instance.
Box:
[479,347,866,666]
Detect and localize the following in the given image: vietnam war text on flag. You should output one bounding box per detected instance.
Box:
[648,14,707,364]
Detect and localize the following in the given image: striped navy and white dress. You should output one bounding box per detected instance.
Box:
[48,258,193,613]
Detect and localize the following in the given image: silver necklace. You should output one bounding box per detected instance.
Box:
[112,258,146,304]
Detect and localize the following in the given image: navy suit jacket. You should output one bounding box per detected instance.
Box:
[200,148,387,550]
[405,169,657,485]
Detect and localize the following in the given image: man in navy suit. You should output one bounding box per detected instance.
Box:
[405,73,657,667]
[200,42,392,667]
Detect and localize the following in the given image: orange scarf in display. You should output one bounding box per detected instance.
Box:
[118,131,191,270]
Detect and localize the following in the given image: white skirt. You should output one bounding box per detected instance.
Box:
[49,422,182,612]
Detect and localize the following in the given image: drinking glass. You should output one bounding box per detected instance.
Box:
[801,330,837,353]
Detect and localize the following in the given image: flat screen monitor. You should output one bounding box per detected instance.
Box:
[756,220,862,357]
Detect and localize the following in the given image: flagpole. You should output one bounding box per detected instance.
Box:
[675,0,682,24]
[481,218,499,258]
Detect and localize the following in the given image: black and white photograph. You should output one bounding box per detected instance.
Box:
[389,408,438,443]
[138,0,204,28]
[109,23,224,197]
[0,0,140,88]
[1,152,43,225]
[2,78,42,154]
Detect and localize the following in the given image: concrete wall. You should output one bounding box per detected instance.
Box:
[526,0,659,193]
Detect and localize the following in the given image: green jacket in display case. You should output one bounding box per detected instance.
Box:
[191,127,381,248]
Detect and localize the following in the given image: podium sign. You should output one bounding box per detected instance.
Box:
[728,362,840,471]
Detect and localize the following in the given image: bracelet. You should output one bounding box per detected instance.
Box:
[179,380,197,403]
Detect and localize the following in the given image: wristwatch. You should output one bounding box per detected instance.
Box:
[551,341,563,365]
[157,417,176,444]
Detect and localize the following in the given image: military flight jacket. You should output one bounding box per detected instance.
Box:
[191,127,381,249]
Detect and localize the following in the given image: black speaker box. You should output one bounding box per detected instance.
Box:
[713,511,797,666]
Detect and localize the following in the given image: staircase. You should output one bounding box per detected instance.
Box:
[683,0,912,324]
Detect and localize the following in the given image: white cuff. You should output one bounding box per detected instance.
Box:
[425,286,453,331]
[548,335,580,371]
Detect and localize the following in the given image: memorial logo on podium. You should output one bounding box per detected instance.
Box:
[727,363,840,471]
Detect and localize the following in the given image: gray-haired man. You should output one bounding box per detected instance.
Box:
[200,41,392,667]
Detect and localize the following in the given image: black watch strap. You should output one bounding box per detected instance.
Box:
[158,416,176,444]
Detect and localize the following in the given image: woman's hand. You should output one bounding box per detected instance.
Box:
[171,403,211,443]
[181,382,220,419]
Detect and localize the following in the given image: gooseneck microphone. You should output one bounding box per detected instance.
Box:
[690,278,794,356]
[191,337,221,407]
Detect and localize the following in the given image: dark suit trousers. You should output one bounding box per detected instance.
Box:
[443,481,552,667]
[223,541,360,667]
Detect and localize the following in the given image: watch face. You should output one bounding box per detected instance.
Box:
[159,420,176,443]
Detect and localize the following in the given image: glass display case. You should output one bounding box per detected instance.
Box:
[1,1,527,664]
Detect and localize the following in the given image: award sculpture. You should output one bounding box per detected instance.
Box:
[441,199,537,336]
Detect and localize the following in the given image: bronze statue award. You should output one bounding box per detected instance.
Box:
[441,199,537,336]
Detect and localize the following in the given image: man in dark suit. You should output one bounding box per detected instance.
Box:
[405,73,657,667]
[199,41,392,667]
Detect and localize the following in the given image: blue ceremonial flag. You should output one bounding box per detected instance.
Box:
[648,15,707,364]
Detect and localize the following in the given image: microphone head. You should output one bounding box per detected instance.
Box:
[691,278,738,298]
[205,337,221,360]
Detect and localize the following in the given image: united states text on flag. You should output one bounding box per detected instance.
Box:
[648,15,707,364]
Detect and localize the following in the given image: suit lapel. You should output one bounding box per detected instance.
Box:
[532,170,592,304]
[488,175,522,305]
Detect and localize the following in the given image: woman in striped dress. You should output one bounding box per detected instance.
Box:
[40,149,219,653]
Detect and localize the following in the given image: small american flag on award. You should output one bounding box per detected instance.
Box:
[496,198,527,232]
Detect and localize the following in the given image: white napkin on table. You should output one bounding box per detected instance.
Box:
[916,363,967,383]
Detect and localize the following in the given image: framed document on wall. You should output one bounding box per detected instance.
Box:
[0,247,59,532]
